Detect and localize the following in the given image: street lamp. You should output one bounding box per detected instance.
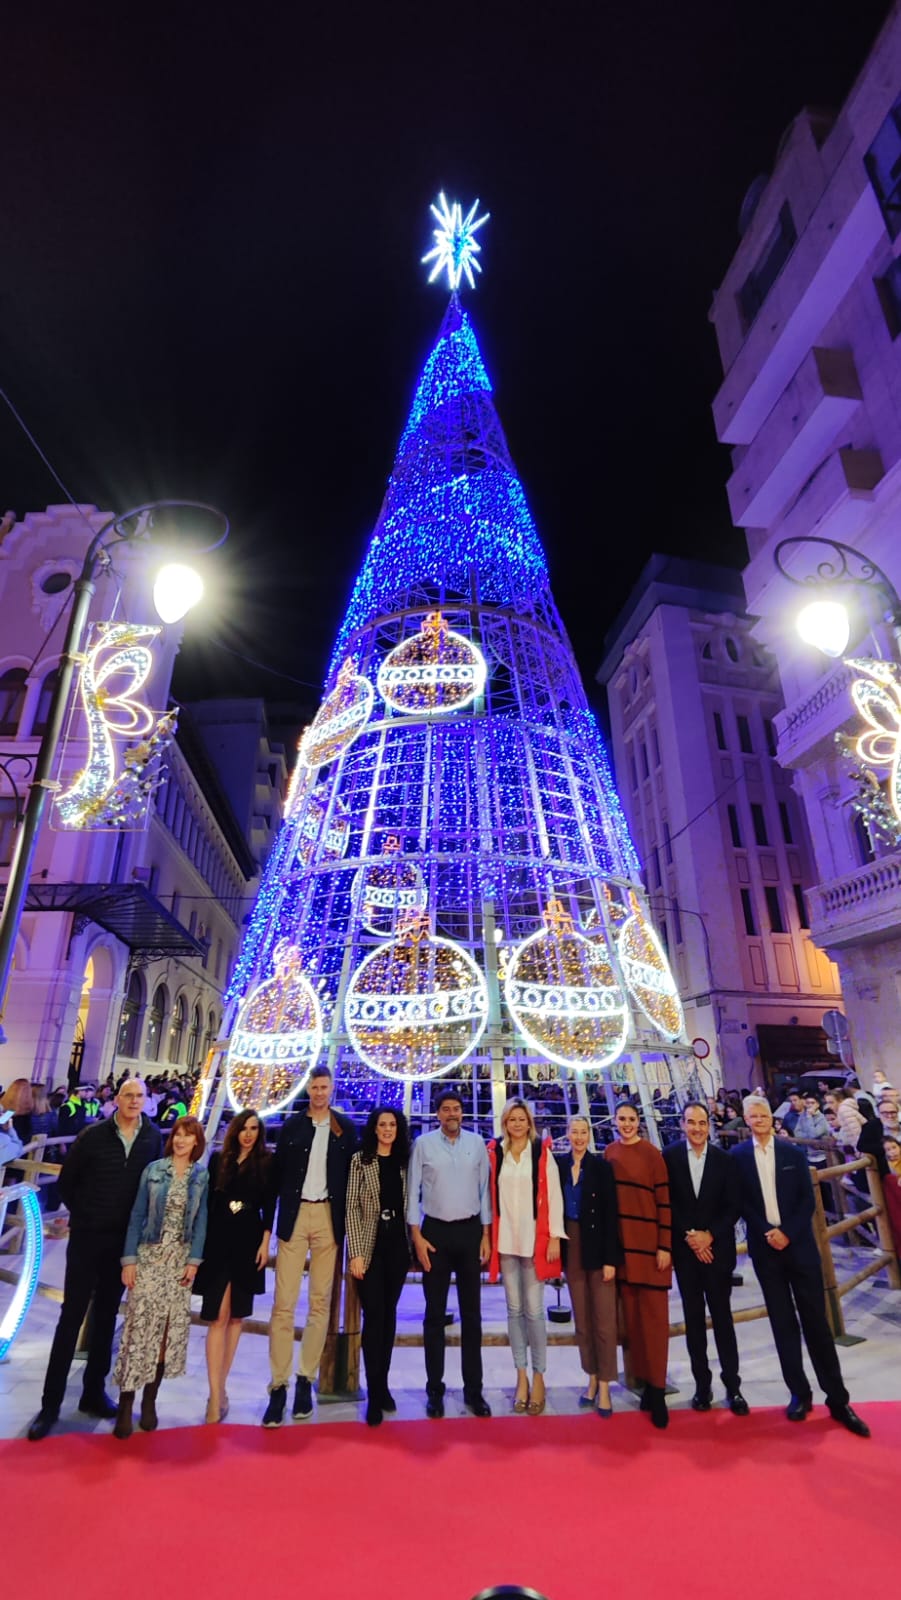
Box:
[0,500,228,1031]
[774,535,901,655]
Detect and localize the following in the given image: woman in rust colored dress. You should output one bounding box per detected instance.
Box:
[604,1101,672,1428]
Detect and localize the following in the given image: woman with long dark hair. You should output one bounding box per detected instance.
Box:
[196,1108,271,1423]
[346,1106,411,1427]
[604,1101,672,1429]
[113,1116,208,1438]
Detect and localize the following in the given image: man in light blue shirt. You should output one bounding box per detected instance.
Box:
[407,1089,491,1418]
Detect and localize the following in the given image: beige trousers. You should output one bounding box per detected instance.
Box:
[269,1202,338,1390]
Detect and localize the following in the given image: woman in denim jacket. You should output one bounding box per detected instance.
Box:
[112,1116,209,1438]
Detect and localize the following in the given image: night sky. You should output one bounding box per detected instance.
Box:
[1,1,893,717]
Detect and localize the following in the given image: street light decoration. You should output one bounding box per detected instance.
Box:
[352,834,428,935]
[298,658,374,770]
[377,611,487,715]
[503,898,629,1071]
[835,657,901,844]
[617,892,684,1042]
[54,622,176,831]
[225,939,324,1117]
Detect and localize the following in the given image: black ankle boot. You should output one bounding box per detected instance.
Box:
[649,1386,669,1430]
[113,1392,135,1439]
[140,1363,164,1431]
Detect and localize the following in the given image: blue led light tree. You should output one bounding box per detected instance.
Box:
[215,204,693,1143]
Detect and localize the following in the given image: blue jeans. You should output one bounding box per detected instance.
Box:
[500,1254,547,1375]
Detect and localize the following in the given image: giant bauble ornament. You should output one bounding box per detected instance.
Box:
[225,940,324,1116]
[294,785,350,872]
[617,892,684,1042]
[377,610,487,715]
[352,835,427,935]
[344,917,488,1079]
[299,658,374,769]
[504,898,628,1070]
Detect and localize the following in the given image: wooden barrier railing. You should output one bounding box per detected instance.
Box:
[1,1148,898,1399]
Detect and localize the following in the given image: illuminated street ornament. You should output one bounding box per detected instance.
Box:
[344,916,489,1080]
[55,622,176,830]
[845,657,901,828]
[298,658,374,770]
[225,940,324,1117]
[0,1184,43,1361]
[353,835,427,935]
[422,192,490,292]
[504,899,628,1071]
[378,611,487,715]
[294,786,351,872]
[618,892,684,1042]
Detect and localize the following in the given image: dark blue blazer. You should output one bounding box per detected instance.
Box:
[663,1140,738,1276]
[730,1137,818,1268]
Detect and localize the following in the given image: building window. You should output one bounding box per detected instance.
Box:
[32,668,61,737]
[779,801,793,845]
[764,718,777,757]
[713,711,727,750]
[737,714,753,754]
[865,99,901,239]
[167,995,186,1064]
[0,795,18,865]
[751,803,769,846]
[876,257,901,338]
[792,883,810,929]
[852,812,877,866]
[0,668,28,737]
[701,642,713,661]
[117,970,144,1058]
[628,748,638,792]
[651,728,661,768]
[639,741,649,781]
[725,636,740,663]
[765,886,785,933]
[145,984,169,1062]
[727,804,743,848]
[738,201,798,326]
[649,846,661,890]
[672,899,683,944]
[740,889,757,936]
[186,1004,202,1070]
[663,821,673,864]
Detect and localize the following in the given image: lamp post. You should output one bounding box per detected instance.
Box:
[0,500,228,1031]
[774,535,901,656]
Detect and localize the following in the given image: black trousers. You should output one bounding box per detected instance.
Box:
[358,1225,409,1399]
[41,1229,125,1415]
[421,1215,483,1401]
[751,1243,848,1408]
[673,1254,740,1396]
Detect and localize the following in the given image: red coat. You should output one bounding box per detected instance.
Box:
[487,1135,560,1283]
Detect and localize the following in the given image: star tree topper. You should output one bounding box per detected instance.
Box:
[422,192,490,291]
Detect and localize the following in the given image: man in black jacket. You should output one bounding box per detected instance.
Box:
[262,1065,357,1427]
[663,1102,749,1415]
[28,1078,161,1441]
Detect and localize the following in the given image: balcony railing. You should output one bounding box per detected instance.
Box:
[810,851,901,947]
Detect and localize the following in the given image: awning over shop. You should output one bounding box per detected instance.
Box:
[23,882,205,957]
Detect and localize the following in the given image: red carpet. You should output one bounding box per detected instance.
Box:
[3,1405,897,1600]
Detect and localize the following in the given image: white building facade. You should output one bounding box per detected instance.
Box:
[709,7,901,1086]
[0,505,287,1090]
[598,556,841,1094]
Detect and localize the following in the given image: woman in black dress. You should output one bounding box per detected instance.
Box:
[346,1107,410,1427]
[197,1108,270,1423]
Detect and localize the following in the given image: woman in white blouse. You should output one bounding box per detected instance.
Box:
[487,1098,566,1415]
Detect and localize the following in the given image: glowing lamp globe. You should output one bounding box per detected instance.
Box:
[796,599,850,658]
[225,940,324,1117]
[344,920,489,1080]
[617,894,684,1042]
[504,899,629,1071]
[152,562,204,625]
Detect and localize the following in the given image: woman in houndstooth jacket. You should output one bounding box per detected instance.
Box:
[346,1107,411,1428]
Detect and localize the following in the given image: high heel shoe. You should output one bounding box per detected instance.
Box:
[205,1396,221,1424]
[219,1392,229,1421]
[596,1383,613,1418]
[513,1375,530,1414]
[578,1381,599,1408]
[527,1374,546,1415]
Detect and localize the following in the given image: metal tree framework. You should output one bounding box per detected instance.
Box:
[202,281,695,1142]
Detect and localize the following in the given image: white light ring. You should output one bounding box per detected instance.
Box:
[0,1184,43,1361]
[617,913,684,1042]
[377,629,487,715]
[503,926,629,1072]
[225,976,324,1118]
[352,859,428,937]
[344,936,489,1079]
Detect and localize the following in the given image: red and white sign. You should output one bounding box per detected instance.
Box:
[691,1037,710,1060]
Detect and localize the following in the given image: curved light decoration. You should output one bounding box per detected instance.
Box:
[504,899,629,1071]
[299,659,374,771]
[225,940,324,1117]
[617,893,684,1042]
[352,835,427,935]
[377,611,487,716]
[845,656,901,827]
[344,919,489,1080]
[422,193,490,292]
[0,1184,43,1361]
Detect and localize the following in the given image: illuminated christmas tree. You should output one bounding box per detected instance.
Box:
[216,198,692,1139]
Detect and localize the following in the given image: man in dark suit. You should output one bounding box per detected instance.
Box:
[664,1103,748,1415]
[731,1094,870,1437]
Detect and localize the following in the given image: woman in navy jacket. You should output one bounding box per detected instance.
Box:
[112,1116,208,1438]
[556,1117,623,1415]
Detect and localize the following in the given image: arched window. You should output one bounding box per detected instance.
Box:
[117,969,145,1058]
[202,1008,216,1062]
[167,994,186,1063]
[31,667,61,737]
[0,668,28,737]
[186,1004,202,1070]
[144,983,169,1061]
